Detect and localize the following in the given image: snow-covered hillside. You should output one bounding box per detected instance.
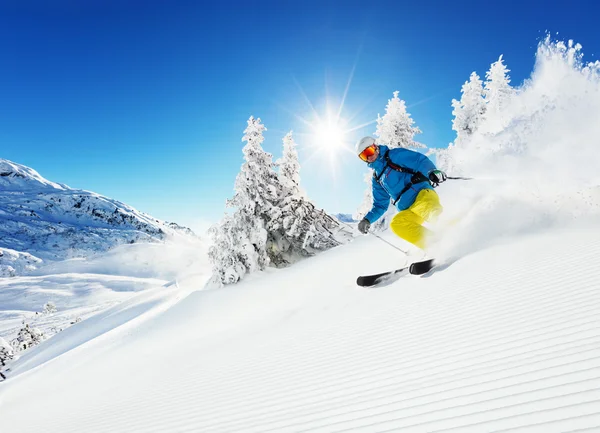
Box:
[1,225,599,432]
[0,238,210,352]
[0,159,196,275]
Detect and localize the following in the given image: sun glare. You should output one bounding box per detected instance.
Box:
[315,120,345,150]
[286,66,380,178]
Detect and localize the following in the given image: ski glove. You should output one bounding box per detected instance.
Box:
[358,218,371,234]
[428,169,447,186]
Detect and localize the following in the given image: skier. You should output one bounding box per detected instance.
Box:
[356,136,447,250]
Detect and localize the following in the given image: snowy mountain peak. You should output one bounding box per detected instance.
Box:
[0,159,68,191]
[0,158,196,275]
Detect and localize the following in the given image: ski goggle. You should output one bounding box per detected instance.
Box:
[358,144,378,161]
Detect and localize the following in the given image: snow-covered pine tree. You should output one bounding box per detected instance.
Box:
[430,73,485,174]
[451,72,486,142]
[0,337,13,366]
[209,121,351,286]
[11,322,45,352]
[0,337,12,380]
[209,116,277,286]
[272,196,346,263]
[208,214,255,286]
[482,55,515,133]
[42,301,57,315]
[270,131,350,265]
[375,90,424,149]
[276,131,301,197]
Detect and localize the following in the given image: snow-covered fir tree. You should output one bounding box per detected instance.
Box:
[0,337,13,366]
[451,72,486,142]
[42,301,57,315]
[209,119,350,286]
[482,55,515,132]
[0,337,12,380]
[375,91,423,149]
[269,196,346,265]
[276,131,301,197]
[484,55,514,113]
[208,117,277,285]
[269,131,350,266]
[11,322,45,352]
[208,214,256,286]
[208,120,354,286]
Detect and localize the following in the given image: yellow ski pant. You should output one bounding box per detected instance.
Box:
[390,189,443,250]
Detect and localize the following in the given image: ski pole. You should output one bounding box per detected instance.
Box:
[338,219,407,255]
[368,231,408,254]
[447,176,473,180]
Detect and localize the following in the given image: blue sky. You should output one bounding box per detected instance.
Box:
[2,0,599,233]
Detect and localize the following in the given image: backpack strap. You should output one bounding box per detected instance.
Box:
[373,150,429,205]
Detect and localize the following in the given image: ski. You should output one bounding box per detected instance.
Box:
[356,259,435,287]
[409,258,435,275]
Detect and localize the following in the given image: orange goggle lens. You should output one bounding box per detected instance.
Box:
[358,144,377,161]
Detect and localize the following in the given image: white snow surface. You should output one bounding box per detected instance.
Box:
[1,224,600,432]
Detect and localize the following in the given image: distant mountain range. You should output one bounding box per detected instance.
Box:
[0,159,195,276]
[333,213,356,223]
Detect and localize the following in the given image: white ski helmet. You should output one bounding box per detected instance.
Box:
[355,136,377,155]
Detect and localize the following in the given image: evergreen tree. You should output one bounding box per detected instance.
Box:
[451,72,486,142]
[11,322,45,352]
[0,337,12,380]
[482,55,515,132]
[209,117,277,286]
[270,132,350,265]
[375,91,424,149]
[0,337,13,366]
[42,301,57,315]
[209,119,352,286]
[271,196,347,263]
[208,214,255,286]
[276,131,301,197]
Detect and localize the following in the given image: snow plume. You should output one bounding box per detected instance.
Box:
[32,235,209,281]
[432,36,600,261]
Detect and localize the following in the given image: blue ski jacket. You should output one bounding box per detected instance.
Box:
[364,145,437,224]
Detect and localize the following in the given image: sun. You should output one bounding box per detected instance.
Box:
[281,66,380,176]
[315,119,345,150]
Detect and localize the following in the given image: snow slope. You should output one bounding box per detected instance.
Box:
[0,239,210,353]
[1,224,599,432]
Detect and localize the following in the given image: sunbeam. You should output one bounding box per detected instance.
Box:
[293,75,322,124]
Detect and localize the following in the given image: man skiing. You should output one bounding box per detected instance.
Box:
[356,136,447,250]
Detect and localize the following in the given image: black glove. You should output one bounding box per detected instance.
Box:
[358,218,371,234]
[428,169,447,186]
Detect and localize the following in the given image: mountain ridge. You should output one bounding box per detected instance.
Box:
[0,158,195,275]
